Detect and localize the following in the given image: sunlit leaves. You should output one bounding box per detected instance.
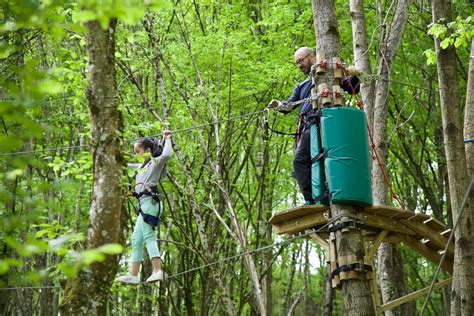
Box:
[423,49,437,65]
[0,218,122,279]
[428,16,474,50]
[37,79,63,95]
[72,0,167,29]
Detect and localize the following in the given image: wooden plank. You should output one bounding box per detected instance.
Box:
[423,240,450,255]
[269,205,328,225]
[329,231,340,288]
[339,254,349,280]
[399,235,453,274]
[406,213,431,222]
[363,206,414,219]
[274,211,328,235]
[361,213,416,235]
[378,278,452,313]
[308,232,329,256]
[371,273,383,316]
[367,230,388,259]
[315,231,330,240]
[399,219,454,258]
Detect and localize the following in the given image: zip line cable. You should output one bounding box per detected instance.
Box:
[419,176,474,316]
[0,145,88,157]
[0,218,334,290]
[0,73,436,158]
[0,109,268,157]
[0,285,61,291]
[165,223,328,280]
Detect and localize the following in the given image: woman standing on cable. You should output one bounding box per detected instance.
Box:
[117,129,172,284]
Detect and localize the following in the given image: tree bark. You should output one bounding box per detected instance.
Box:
[59,19,124,315]
[432,1,474,315]
[349,0,376,130]
[465,38,474,178]
[311,0,373,314]
[323,263,334,316]
[371,1,412,315]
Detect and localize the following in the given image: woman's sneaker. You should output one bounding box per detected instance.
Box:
[146,270,165,283]
[116,273,140,285]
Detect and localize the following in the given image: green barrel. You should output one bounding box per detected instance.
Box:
[310,124,329,205]
[320,107,373,207]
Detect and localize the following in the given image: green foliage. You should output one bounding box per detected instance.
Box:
[0,0,469,314]
[72,0,167,29]
[423,49,437,65]
[425,15,473,64]
[428,16,473,49]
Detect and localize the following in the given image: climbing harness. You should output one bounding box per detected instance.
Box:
[127,149,167,230]
[128,182,162,229]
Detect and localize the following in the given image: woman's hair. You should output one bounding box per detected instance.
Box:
[135,137,163,157]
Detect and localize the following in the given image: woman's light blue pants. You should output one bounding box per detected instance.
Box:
[130,197,161,262]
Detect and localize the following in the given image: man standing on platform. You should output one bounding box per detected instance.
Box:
[268,46,359,206]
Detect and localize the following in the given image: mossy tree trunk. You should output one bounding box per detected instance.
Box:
[59,18,124,315]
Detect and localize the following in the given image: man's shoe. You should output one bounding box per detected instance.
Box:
[304,200,315,206]
[116,273,140,285]
[146,270,165,283]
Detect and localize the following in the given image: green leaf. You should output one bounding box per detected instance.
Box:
[0,45,15,59]
[97,243,123,255]
[6,169,24,180]
[0,259,22,275]
[440,39,450,49]
[81,249,105,265]
[37,79,63,95]
[35,229,49,238]
[73,10,98,23]
[454,37,464,48]
[428,23,447,39]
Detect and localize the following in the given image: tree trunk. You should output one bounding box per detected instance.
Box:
[349,0,376,130]
[465,38,474,178]
[259,122,273,316]
[59,19,124,315]
[311,0,373,314]
[432,1,474,315]
[371,1,412,315]
[323,263,334,316]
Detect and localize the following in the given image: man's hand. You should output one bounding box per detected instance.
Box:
[346,65,361,77]
[267,99,282,109]
[163,129,172,139]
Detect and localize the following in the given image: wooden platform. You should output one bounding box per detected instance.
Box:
[269,205,453,273]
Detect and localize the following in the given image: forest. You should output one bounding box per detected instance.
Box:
[0,0,473,315]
